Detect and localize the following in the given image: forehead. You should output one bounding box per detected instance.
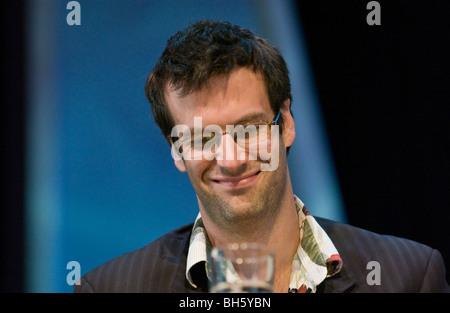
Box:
[165,67,272,127]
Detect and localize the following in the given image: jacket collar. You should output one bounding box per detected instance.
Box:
[167,222,358,293]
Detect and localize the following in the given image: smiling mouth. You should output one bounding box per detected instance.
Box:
[211,171,261,189]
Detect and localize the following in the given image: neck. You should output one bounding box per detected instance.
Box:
[201,173,300,292]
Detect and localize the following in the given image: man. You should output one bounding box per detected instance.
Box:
[75,20,449,293]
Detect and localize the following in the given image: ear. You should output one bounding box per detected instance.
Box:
[174,158,187,173]
[280,99,295,148]
[169,138,187,172]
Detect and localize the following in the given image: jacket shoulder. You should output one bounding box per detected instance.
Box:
[316,217,449,292]
[74,223,193,293]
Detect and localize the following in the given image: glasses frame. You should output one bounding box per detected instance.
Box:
[173,110,281,154]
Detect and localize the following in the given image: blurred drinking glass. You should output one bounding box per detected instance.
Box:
[208,242,275,293]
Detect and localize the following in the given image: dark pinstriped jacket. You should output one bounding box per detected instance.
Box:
[74,217,450,293]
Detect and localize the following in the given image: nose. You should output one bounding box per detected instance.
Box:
[215,133,248,173]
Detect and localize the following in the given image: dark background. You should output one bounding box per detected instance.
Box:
[1,0,449,291]
[1,1,26,292]
[296,0,450,284]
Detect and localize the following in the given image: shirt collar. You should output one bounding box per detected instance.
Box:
[185,195,343,292]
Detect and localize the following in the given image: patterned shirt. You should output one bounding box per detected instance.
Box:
[186,195,343,293]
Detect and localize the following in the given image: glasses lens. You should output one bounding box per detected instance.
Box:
[234,123,271,150]
[176,120,275,159]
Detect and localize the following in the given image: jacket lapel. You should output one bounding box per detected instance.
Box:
[169,228,207,292]
[319,265,358,293]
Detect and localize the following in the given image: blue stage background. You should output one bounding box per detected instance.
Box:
[25,0,346,292]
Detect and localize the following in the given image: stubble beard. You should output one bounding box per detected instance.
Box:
[191,164,288,238]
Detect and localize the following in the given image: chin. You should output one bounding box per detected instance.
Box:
[219,196,268,222]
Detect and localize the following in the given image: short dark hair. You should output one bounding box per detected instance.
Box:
[145,20,292,142]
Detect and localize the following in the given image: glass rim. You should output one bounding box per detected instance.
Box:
[210,242,275,259]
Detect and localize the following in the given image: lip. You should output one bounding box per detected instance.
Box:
[210,171,261,189]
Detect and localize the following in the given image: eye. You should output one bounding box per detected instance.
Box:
[204,132,216,141]
[244,123,260,138]
[201,136,211,146]
[190,133,215,149]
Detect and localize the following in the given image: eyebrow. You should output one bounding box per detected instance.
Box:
[188,112,271,133]
[235,112,270,124]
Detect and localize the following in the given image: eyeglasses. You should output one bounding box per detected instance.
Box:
[172,111,281,158]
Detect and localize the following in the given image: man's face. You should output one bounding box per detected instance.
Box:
[165,67,295,229]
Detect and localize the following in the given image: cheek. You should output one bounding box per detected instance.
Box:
[184,160,211,188]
